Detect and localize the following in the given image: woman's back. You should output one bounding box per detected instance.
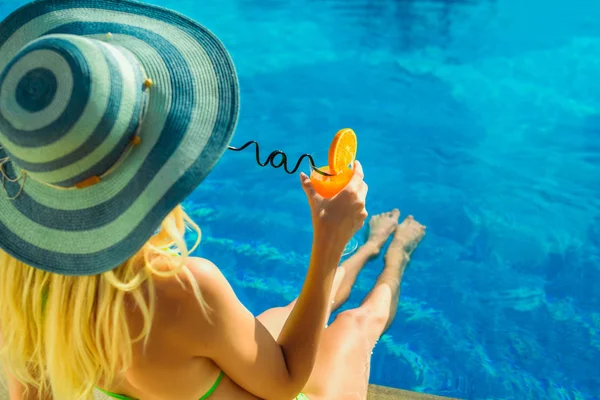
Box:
[0,233,262,400]
[0,210,214,400]
[110,266,223,400]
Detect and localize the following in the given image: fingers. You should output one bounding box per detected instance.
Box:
[351,160,364,181]
[343,160,366,195]
[300,172,317,198]
[359,181,368,200]
[359,209,369,224]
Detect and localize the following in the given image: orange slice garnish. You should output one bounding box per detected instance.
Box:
[328,128,357,174]
[309,129,358,198]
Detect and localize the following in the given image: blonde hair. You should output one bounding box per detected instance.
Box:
[0,205,206,399]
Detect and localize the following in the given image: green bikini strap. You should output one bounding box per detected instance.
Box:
[96,371,223,400]
[200,371,224,400]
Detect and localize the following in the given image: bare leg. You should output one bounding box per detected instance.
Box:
[257,210,400,337]
[361,215,424,334]
[330,209,400,310]
[304,216,426,399]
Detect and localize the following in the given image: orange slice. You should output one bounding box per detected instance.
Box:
[328,128,357,174]
[310,128,358,198]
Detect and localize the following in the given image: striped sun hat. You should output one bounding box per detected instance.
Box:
[0,0,239,275]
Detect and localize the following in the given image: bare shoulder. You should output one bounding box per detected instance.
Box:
[154,257,227,302]
[183,257,232,299]
[183,257,242,321]
[166,257,240,354]
[185,256,220,279]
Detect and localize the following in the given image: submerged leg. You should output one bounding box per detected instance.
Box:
[257,210,400,338]
[329,209,400,311]
[304,216,426,399]
[357,215,425,334]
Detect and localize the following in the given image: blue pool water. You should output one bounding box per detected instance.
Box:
[2,0,600,399]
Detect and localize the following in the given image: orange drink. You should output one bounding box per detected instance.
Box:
[310,128,357,198]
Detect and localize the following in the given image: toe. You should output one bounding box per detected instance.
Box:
[400,215,413,227]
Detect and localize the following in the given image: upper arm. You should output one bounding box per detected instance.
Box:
[179,258,300,400]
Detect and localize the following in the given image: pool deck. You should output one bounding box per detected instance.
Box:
[0,376,456,400]
[367,385,456,399]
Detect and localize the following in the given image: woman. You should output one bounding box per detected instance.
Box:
[0,0,426,399]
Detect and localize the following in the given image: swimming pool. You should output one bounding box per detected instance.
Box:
[1,0,599,398]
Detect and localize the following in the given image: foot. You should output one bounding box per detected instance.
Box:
[364,209,401,256]
[385,216,426,265]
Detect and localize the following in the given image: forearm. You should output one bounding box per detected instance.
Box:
[277,232,344,393]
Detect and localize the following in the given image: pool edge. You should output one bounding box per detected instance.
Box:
[368,384,458,399]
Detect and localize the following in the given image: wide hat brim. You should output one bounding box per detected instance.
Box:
[0,0,239,275]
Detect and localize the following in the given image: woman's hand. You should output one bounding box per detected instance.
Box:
[300,160,368,249]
